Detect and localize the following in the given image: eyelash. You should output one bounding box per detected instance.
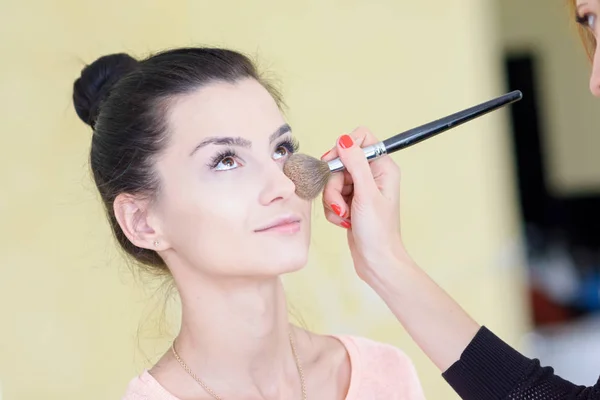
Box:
[208,149,237,170]
[576,12,596,29]
[278,137,300,155]
[207,137,300,170]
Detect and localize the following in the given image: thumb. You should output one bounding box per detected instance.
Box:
[336,134,378,196]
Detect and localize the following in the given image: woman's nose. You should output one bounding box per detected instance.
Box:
[589,41,600,97]
[258,161,297,205]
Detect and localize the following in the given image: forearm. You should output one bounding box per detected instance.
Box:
[365,256,480,372]
[366,256,600,400]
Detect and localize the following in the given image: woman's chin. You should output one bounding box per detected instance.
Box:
[261,252,308,276]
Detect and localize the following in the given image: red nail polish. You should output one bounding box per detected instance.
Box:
[341,220,352,229]
[331,204,343,217]
[339,135,354,149]
[321,150,331,159]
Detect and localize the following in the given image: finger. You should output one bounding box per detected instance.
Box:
[335,132,379,197]
[322,128,400,201]
[347,127,401,201]
[334,128,401,202]
[341,184,353,197]
[373,156,401,202]
[321,127,376,161]
[322,168,349,219]
[324,175,354,217]
[349,126,380,147]
[324,209,352,229]
[321,146,338,161]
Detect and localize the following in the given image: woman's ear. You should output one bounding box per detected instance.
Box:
[113,193,168,251]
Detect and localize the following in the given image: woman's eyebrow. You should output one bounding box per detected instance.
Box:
[190,123,292,156]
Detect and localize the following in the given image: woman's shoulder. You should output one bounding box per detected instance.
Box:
[121,370,177,400]
[333,334,426,399]
[335,334,415,369]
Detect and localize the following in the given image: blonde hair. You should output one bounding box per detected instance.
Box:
[568,0,597,60]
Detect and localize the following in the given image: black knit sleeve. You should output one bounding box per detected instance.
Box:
[442,326,600,400]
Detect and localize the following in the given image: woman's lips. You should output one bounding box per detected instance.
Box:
[255,216,301,234]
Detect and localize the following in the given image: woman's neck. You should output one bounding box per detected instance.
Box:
[173,275,302,398]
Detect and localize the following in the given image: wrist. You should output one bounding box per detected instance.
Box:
[361,243,419,296]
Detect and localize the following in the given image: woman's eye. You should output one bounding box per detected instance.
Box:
[273,145,289,160]
[272,138,299,160]
[586,14,596,29]
[578,13,596,30]
[215,156,239,171]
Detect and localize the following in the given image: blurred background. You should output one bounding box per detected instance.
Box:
[0,0,598,398]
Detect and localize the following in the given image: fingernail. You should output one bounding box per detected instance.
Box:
[339,134,354,149]
[340,220,352,229]
[321,150,331,159]
[331,203,343,217]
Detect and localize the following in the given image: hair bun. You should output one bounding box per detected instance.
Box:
[72,53,139,128]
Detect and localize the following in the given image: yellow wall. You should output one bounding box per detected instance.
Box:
[0,1,529,399]
[500,0,600,195]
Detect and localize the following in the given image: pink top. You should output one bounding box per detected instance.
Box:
[122,335,425,399]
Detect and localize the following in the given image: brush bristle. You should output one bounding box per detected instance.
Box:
[283,153,332,200]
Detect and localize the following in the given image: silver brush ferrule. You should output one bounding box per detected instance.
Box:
[327,141,387,173]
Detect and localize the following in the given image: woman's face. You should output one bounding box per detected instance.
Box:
[576,0,600,96]
[152,78,311,278]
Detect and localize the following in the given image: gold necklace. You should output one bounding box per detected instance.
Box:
[171,331,307,400]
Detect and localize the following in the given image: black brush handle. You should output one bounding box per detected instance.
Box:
[382,90,523,153]
[326,90,523,173]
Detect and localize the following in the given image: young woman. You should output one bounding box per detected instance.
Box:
[72,49,426,399]
[319,0,600,398]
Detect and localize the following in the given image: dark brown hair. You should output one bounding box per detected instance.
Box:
[72,48,282,274]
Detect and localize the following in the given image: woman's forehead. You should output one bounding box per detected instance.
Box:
[167,79,284,141]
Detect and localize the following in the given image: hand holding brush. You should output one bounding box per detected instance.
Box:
[319,128,406,277]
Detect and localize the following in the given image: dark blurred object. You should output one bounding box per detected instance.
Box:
[530,285,574,326]
[505,53,600,326]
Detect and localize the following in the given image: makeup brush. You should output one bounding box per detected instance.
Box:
[284,90,523,200]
